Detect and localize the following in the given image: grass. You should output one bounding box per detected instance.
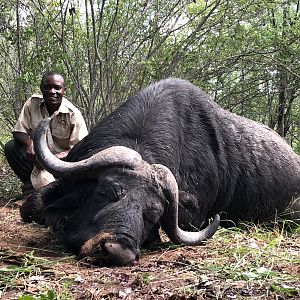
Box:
[0,222,299,299]
[0,159,21,202]
[0,249,74,299]
[187,224,300,298]
[18,290,58,300]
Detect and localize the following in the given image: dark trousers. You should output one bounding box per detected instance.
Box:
[4,140,34,184]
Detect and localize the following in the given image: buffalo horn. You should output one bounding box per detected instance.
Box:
[153,164,220,245]
[34,118,143,178]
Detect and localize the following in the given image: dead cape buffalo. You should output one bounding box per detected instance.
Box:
[21,78,300,266]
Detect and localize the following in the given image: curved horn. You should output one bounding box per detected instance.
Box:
[153,164,220,245]
[34,118,143,178]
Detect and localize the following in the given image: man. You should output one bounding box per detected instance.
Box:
[4,71,88,196]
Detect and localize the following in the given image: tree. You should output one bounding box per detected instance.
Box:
[0,0,299,151]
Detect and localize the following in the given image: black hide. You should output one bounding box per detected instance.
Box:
[67,78,300,223]
[22,78,300,266]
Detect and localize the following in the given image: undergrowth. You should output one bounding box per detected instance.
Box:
[0,160,21,204]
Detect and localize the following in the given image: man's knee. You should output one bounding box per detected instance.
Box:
[4,139,33,184]
[4,139,28,167]
[4,139,24,158]
[4,140,14,155]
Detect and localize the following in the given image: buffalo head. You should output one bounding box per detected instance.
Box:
[22,117,219,266]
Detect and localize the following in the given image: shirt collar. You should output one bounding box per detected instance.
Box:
[40,96,69,115]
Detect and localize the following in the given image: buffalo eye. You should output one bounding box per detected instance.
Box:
[96,184,126,202]
[115,186,126,198]
[143,208,162,225]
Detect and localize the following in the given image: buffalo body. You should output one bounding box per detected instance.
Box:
[21,78,300,266]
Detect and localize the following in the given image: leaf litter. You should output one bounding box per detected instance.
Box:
[0,199,299,299]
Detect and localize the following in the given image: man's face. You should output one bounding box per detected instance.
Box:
[40,74,65,112]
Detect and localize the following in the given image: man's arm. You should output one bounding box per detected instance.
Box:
[13,131,35,161]
[13,131,46,169]
[14,131,68,166]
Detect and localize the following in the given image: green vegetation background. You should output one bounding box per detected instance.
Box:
[1,0,300,192]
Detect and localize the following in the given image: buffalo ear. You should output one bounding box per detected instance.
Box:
[177,191,203,230]
[142,223,161,246]
[20,192,44,223]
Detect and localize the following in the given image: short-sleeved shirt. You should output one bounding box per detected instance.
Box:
[13,94,88,154]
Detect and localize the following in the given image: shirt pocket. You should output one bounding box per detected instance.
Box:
[51,118,71,139]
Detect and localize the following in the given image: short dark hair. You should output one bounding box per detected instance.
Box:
[41,71,65,86]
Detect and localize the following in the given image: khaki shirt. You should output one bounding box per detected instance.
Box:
[13,94,88,154]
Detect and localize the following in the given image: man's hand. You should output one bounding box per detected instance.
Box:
[13,132,35,162]
[13,131,69,168]
[55,151,69,160]
[25,139,35,162]
[35,151,68,170]
[24,138,43,169]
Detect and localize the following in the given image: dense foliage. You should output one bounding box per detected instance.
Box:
[0,0,299,151]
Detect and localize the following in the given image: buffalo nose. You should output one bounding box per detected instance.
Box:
[103,242,137,266]
[79,234,138,266]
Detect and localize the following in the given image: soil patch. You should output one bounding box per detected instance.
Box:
[0,198,299,299]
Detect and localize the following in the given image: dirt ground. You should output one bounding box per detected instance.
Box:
[1,202,215,300]
[0,196,299,299]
